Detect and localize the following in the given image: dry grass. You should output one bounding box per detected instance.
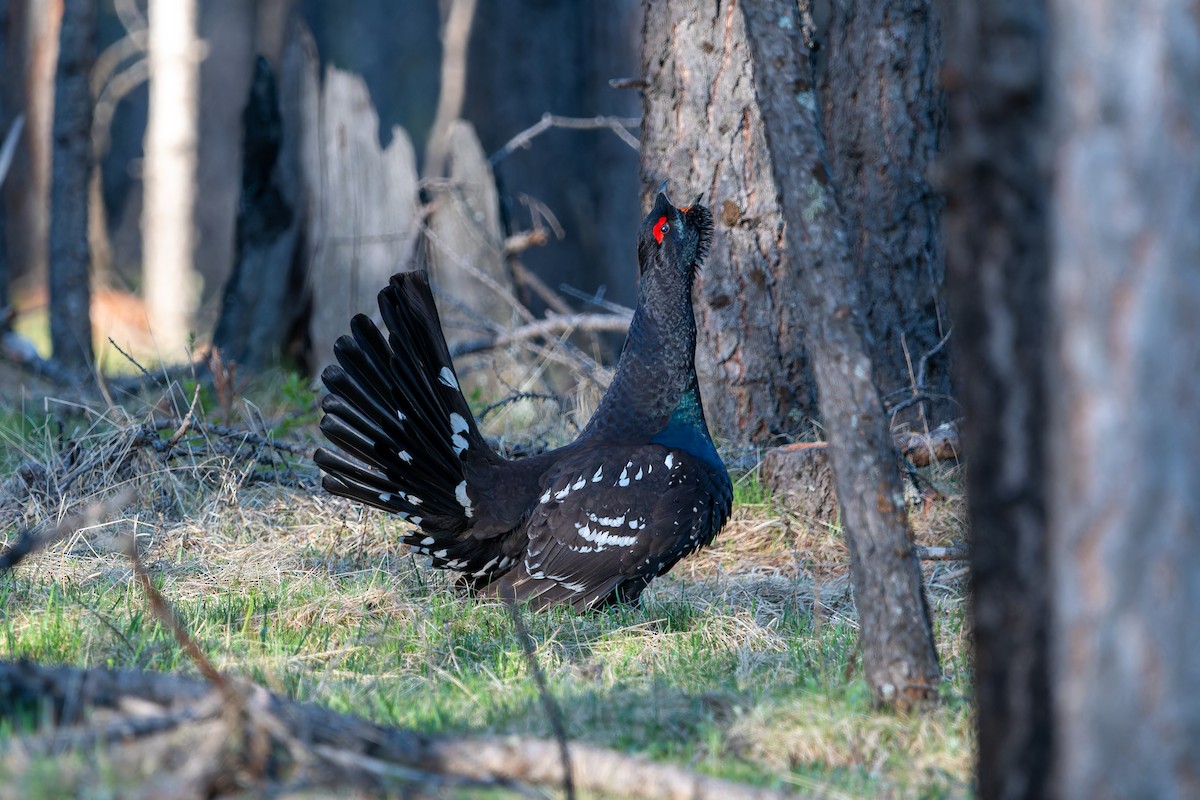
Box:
[0,369,973,798]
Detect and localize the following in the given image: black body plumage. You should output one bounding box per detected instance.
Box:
[314,191,732,610]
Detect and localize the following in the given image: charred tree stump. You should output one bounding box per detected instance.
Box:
[212,51,305,370]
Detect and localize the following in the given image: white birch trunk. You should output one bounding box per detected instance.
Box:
[142,0,200,360]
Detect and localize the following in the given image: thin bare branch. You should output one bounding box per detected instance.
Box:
[0,114,25,190]
[490,113,640,164]
[450,313,632,358]
[424,0,478,177]
[120,533,227,689]
[0,489,134,574]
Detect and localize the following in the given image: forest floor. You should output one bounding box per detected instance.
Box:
[0,362,973,798]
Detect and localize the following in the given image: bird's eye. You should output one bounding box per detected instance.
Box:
[653,216,669,244]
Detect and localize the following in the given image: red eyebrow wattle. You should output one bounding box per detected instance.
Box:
[653,216,668,244]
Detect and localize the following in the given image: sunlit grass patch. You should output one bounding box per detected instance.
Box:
[0,379,972,798]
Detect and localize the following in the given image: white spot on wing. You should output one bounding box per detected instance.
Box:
[665,453,674,468]
[592,466,603,482]
[438,367,460,389]
[455,480,473,517]
[540,488,552,503]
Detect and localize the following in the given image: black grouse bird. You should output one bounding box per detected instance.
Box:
[314,190,732,610]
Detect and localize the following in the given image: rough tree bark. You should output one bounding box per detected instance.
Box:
[822,0,952,428]
[739,1,941,708]
[142,0,200,360]
[48,0,96,371]
[938,2,1052,796]
[639,1,814,443]
[1049,0,1200,795]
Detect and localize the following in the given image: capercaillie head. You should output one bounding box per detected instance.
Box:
[636,190,714,287]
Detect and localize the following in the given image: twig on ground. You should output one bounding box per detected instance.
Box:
[120,532,227,689]
[478,391,565,424]
[149,417,313,457]
[915,545,968,561]
[504,596,575,800]
[490,113,640,164]
[0,489,134,574]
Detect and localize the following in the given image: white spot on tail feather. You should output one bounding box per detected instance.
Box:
[540,488,552,503]
[451,434,469,455]
[665,453,674,468]
[398,450,413,464]
[438,366,460,389]
[592,466,603,482]
[449,413,469,433]
[456,481,473,517]
[421,536,435,546]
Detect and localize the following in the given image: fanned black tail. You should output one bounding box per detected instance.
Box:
[314,272,497,569]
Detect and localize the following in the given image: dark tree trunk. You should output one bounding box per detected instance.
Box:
[48,0,95,370]
[1049,0,1200,795]
[192,0,257,329]
[739,0,941,709]
[0,0,8,322]
[938,2,1053,795]
[211,53,304,370]
[822,0,952,428]
[639,0,815,444]
[464,0,642,310]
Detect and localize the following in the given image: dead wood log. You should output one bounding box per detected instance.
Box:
[0,660,799,800]
[895,422,961,467]
[301,51,421,373]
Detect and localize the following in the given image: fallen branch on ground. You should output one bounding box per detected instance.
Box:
[0,661,799,799]
[914,545,968,561]
[0,490,134,574]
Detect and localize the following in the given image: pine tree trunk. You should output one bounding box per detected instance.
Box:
[639,0,815,443]
[822,0,952,428]
[48,0,95,371]
[142,0,199,361]
[1049,0,1200,794]
[939,2,1053,795]
[739,0,942,709]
